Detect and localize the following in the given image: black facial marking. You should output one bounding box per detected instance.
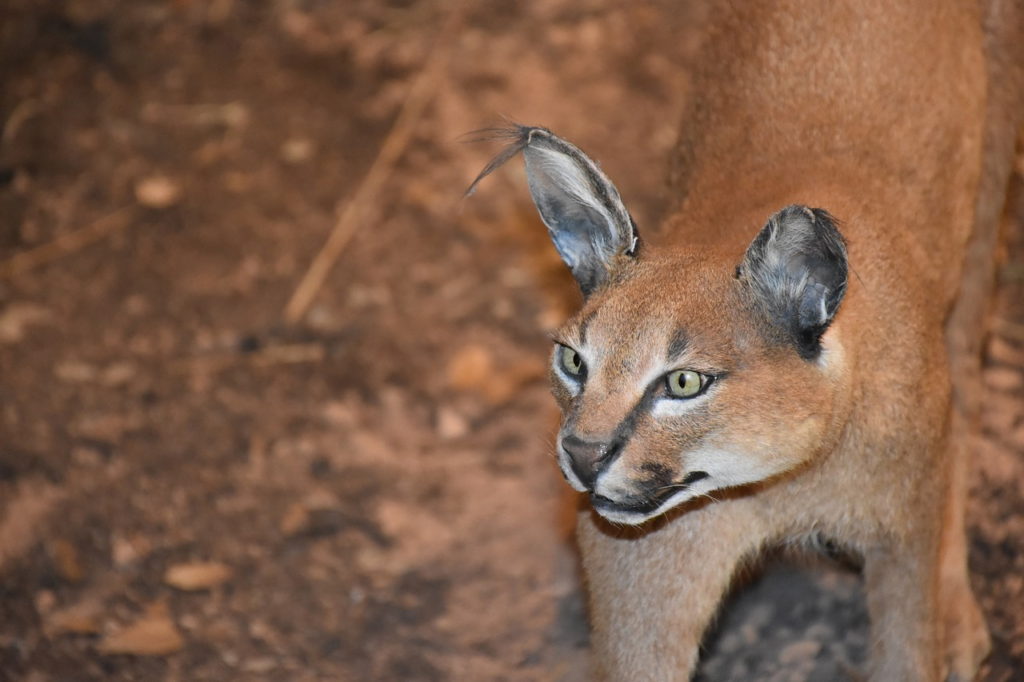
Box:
[590,469,708,516]
[605,382,660,452]
[681,471,709,486]
[639,461,674,488]
[667,328,689,360]
[590,491,662,515]
[580,364,714,483]
[564,385,657,488]
[576,310,598,347]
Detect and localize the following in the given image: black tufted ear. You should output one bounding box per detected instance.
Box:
[466,125,639,296]
[739,205,848,359]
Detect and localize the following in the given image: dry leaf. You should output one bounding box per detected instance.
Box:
[280,490,345,538]
[320,401,357,426]
[0,481,64,574]
[45,598,104,637]
[280,138,314,164]
[164,561,233,591]
[111,533,152,567]
[134,176,182,209]
[988,337,1024,366]
[101,363,137,387]
[446,344,492,392]
[985,367,1023,392]
[0,303,51,343]
[436,406,469,440]
[48,539,86,584]
[280,502,310,537]
[34,590,56,617]
[54,362,98,384]
[243,657,278,673]
[97,603,184,656]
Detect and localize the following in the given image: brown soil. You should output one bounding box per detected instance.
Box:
[0,1,1020,681]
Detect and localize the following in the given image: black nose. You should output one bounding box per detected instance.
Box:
[561,434,620,489]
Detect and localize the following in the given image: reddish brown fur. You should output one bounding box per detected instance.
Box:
[533,0,1024,680]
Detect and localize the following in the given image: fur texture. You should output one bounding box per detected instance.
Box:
[470,0,1023,679]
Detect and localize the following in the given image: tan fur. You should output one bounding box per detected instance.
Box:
[555,1,1024,680]
[473,0,1024,679]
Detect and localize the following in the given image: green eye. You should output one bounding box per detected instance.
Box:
[666,370,708,398]
[560,346,584,376]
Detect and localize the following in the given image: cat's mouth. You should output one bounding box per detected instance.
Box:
[588,471,710,520]
[589,491,665,516]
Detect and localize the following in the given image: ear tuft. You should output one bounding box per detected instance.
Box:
[740,205,848,359]
[466,125,639,295]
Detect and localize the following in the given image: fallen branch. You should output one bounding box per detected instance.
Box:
[170,343,326,375]
[0,204,138,279]
[283,3,466,324]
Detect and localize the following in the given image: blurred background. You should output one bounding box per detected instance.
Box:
[0,1,1021,680]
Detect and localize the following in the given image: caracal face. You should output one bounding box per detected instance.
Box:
[466,126,850,526]
[549,252,848,525]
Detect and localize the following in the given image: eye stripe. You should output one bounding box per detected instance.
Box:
[601,379,663,454]
[553,314,596,352]
[590,368,720,452]
[667,329,689,360]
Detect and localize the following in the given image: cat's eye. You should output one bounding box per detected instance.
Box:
[559,345,584,376]
[666,370,711,398]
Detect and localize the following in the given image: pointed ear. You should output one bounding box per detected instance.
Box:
[466,125,639,295]
[739,205,848,359]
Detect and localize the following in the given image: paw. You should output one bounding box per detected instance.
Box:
[942,587,990,682]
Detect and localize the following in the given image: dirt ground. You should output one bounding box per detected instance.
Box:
[0,1,1021,681]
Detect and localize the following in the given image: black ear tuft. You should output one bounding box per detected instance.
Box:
[466,125,639,296]
[740,205,848,359]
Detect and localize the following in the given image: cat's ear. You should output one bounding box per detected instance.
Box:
[467,125,639,296]
[740,205,848,359]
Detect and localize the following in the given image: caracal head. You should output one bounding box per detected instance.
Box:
[468,125,851,525]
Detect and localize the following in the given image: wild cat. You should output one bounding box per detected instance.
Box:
[467,0,1024,678]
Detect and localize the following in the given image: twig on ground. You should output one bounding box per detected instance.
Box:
[283,2,466,325]
[169,343,326,383]
[2,98,39,144]
[0,204,138,279]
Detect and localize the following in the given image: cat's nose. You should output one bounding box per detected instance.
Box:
[561,434,620,489]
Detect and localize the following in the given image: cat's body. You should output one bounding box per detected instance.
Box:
[469,0,1024,679]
